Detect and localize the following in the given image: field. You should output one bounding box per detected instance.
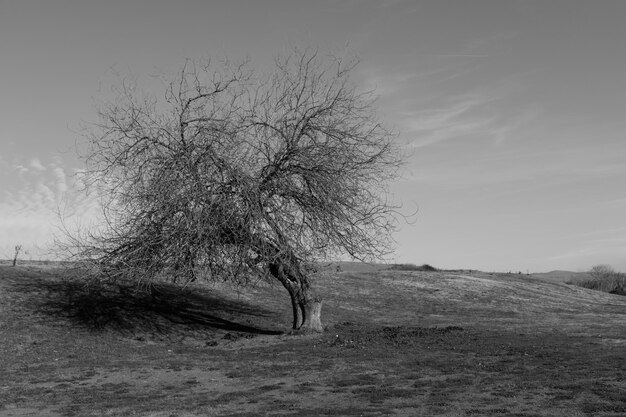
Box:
[1,265,625,416]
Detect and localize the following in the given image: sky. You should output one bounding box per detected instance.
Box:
[1,0,625,272]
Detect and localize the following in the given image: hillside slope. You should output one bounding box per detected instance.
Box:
[1,266,625,416]
[531,270,592,284]
[316,269,625,338]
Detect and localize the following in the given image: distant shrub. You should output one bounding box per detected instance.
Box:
[570,265,626,295]
[589,264,615,281]
[390,263,438,272]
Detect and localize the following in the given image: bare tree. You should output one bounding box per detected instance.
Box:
[589,264,614,281]
[12,245,22,267]
[69,47,403,332]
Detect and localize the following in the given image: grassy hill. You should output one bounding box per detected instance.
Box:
[531,269,593,284]
[1,265,625,416]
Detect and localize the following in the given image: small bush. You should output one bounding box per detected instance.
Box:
[390,263,438,272]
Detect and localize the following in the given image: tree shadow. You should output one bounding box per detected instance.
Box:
[3,267,284,338]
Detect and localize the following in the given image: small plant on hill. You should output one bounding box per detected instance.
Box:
[12,245,22,267]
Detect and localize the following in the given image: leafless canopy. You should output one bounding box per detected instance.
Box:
[70,47,403,330]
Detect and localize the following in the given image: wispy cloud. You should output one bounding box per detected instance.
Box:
[547,244,626,270]
[29,157,46,171]
[556,226,626,243]
[408,144,626,189]
[359,51,539,151]
[397,88,540,150]
[13,163,28,175]
[400,93,497,147]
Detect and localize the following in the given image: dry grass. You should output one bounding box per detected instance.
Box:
[1,265,625,416]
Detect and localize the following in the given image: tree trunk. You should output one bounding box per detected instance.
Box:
[12,246,21,267]
[268,259,324,333]
[300,298,323,332]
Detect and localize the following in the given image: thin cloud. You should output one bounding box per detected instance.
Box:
[52,166,68,193]
[548,244,626,267]
[359,59,481,97]
[359,52,538,152]
[13,163,28,175]
[603,197,626,207]
[30,157,46,171]
[400,91,518,149]
[589,236,626,245]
